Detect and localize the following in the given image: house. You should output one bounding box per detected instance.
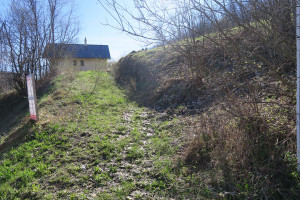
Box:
[44,38,111,71]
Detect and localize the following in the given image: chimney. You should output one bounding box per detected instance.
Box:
[84,37,87,46]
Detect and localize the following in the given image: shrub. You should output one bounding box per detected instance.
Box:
[185,95,298,198]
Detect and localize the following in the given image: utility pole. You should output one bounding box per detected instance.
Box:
[296,0,300,172]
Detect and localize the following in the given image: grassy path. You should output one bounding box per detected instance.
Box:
[0,71,209,199]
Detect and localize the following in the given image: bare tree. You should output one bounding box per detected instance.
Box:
[0,0,79,93]
[0,19,7,72]
[99,0,295,81]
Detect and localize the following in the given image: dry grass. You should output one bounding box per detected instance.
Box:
[113,28,299,198]
[183,93,298,198]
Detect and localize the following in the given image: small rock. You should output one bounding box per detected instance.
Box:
[131,190,145,198]
[146,133,153,137]
[132,168,141,176]
[143,160,153,168]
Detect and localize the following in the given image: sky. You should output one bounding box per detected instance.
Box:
[75,0,145,61]
[0,0,146,61]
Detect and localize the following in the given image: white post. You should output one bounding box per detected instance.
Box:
[296,0,300,171]
[26,74,39,121]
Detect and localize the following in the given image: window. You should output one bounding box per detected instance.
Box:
[80,60,84,66]
[73,60,77,66]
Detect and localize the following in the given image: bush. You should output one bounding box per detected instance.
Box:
[185,95,299,198]
[0,72,13,94]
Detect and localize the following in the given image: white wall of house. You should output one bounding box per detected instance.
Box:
[56,58,108,71]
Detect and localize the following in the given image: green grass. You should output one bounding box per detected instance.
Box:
[0,71,211,199]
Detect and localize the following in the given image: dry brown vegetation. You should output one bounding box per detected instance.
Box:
[112,1,299,197]
[115,45,298,199]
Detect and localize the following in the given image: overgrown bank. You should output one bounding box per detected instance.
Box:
[114,39,300,198]
[115,48,214,110]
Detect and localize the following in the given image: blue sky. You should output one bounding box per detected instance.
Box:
[75,0,145,61]
[0,0,145,61]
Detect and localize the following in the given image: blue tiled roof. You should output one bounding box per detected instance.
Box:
[44,43,111,59]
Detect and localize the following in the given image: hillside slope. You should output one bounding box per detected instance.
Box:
[0,54,299,199]
[116,48,215,111]
[0,71,212,199]
[114,39,299,198]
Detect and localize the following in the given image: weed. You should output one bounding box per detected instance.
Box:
[126,145,145,162]
[94,172,111,185]
[114,181,135,198]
